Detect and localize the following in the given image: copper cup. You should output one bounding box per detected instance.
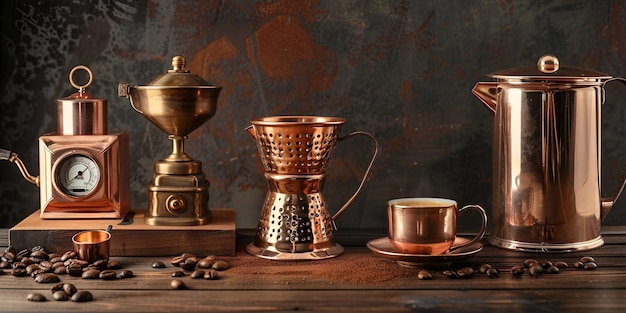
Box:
[388,198,487,255]
[72,230,111,262]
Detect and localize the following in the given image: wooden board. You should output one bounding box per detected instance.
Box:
[8,209,236,256]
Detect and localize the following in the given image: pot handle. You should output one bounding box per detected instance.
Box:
[330,131,379,225]
[600,78,626,221]
[0,148,39,187]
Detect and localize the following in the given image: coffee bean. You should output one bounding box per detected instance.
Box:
[107,260,122,269]
[546,265,560,274]
[172,270,185,277]
[171,256,185,267]
[554,261,568,269]
[170,279,186,290]
[71,290,93,302]
[52,265,66,275]
[511,266,524,277]
[573,261,585,269]
[17,249,30,258]
[92,259,108,270]
[180,259,197,271]
[0,269,5,275]
[151,261,166,269]
[212,260,229,271]
[50,283,65,293]
[579,256,595,263]
[49,256,63,263]
[26,264,41,275]
[119,270,134,278]
[30,250,49,261]
[82,269,101,279]
[0,261,11,269]
[191,270,205,279]
[443,270,459,279]
[181,252,196,260]
[529,264,543,277]
[34,273,60,283]
[584,262,598,270]
[523,259,539,268]
[11,268,27,277]
[539,261,554,269]
[99,270,117,280]
[12,262,26,269]
[4,246,16,254]
[26,292,47,302]
[61,251,77,262]
[52,290,69,301]
[417,270,432,280]
[197,259,214,268]
[478,264,492,274]
[63,283,78,296]
[486,268,499,278]
[204,269,219,280]
[456,267,474,279]
[67,265,83,277]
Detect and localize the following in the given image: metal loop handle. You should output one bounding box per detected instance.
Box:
[449,204,487,253]
[69,65,93,94]
[330,131,379,224]
[600,77,626,220]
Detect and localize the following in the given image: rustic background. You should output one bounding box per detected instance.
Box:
[1,0,626,232]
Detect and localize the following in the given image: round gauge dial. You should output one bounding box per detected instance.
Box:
[56,154,101,197]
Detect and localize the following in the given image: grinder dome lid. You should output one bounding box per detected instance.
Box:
[145,55,214,87]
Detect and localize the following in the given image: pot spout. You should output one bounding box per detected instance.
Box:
[472,82,498,114]
[245,125,257,140]
[0,149,39,187]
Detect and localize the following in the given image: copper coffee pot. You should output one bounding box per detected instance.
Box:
[473,54,626,252]
[118,56,222,226]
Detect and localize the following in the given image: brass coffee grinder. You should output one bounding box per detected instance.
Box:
[1,65,130,219]
[118,56,222,226]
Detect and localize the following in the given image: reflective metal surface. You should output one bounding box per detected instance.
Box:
[473,55,626,252]
[245,116,378,260]
[118,55,222,226]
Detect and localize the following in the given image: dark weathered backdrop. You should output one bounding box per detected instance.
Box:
[2,0,626,232]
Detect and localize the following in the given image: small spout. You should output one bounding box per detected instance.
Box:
[0,148,39,187]
[472,82,499,114]
[245,125,257,140]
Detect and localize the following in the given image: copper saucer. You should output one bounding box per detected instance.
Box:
[366,237,483,268]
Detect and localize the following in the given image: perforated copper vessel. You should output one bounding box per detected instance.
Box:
[245,116,378,260]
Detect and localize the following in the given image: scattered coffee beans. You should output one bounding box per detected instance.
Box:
[151,261,166,268]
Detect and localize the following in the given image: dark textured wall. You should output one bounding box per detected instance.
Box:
[1,0,626,231]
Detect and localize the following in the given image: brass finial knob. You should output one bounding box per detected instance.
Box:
[171,55,186,71]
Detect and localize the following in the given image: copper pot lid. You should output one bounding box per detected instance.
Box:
[488,54,612,82]
[142,56,214,87]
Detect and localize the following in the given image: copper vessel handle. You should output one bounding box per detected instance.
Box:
[330,131,379,223]
[600,78,626,220]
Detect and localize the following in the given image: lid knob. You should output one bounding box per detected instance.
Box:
[537,54,560,74]
[169,55,189,73]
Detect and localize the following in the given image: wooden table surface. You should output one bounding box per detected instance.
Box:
[2,227,626,313]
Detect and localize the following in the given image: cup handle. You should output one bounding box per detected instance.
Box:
[449,204,487,253]
[330,131,379,223]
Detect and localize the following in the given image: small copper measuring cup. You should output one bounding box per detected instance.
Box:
[72,226,111,262]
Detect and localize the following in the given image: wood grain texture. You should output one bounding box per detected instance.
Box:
[1,228,626,312]
[8,209,236,256]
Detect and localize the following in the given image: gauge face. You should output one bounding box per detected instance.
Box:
[56,154,101,198]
